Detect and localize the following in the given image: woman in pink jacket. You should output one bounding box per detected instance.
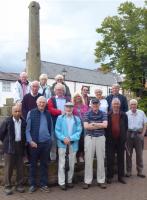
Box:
[72,92,89,162]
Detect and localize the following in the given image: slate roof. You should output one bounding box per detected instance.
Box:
[41,61,118,86]
[0,61,120,86]
[0,71,18,81]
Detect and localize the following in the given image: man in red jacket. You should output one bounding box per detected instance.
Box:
[48,83,70,127]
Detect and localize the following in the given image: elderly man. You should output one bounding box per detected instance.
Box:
[22,80,41,119]
[0,105,26,195]
[83,98,107,189]
[26,96,52,193]
[48,83,70,127]
[55,102,82,190]
[126,99,147,178]
[51,74,71,99]
[38,74,51,100]
[14,72,30,103]
[106,84,128,112]
[106,98,128,184]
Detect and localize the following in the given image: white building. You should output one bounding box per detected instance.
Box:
[0,61,121,106]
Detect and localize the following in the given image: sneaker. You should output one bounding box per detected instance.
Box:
[4,187,13,195]
[29,186,37,193]
[137,173,146,178]
[40,186,51,193]
[16,185,25,193]
[98,183,107,189]
[59,184,67,190]
[82,183,89,189]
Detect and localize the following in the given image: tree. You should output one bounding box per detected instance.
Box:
[95,1,147,113]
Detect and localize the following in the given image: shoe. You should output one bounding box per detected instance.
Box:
[67,183,74,188]
[40,186,51,193]
[107,178,112,184]
[137,173,146,178]
[82,183,89,189]
[4,187,13,195]
[98,183,107,189]
[29,186,37,193]
[118,178,126,184]
[16,185,25,193]
[125,173,131,177]
[59,185,67,190]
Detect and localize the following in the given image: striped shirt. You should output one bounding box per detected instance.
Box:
[83,110,107,137]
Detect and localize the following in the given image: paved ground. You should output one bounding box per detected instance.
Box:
[0,137,147,200]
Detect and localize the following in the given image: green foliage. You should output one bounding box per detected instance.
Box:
[138,92,147,114]
[95,1,147,112]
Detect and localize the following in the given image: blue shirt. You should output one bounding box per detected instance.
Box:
[26,111,50,143]
[38,112,51,142]
[84,110,107,137]
[56,96,66,112]
[66,115,75,137]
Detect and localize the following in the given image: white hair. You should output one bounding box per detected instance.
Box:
[20,72,27,78]
[55,74,64,81]
[36,96,47,104]
[31,80,39,87]
[112,98,121,105]
[129,99,138,105]
[54,83,65,92]
[94,88,103,94]
[39,73,48,80]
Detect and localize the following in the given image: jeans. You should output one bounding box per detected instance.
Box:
[29,140,51,187]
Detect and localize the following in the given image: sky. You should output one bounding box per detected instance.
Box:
[0,0,145,72]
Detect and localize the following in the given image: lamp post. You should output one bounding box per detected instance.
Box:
[62,68,67,80]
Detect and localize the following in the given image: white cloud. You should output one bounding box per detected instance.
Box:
[0,0,145,72]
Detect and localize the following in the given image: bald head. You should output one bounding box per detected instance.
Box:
[20,72,28,83]
[12,105,22,120]
[31,80,39,95]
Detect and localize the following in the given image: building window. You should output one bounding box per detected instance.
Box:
[2,81,11,92]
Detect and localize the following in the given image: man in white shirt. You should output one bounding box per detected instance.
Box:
[0,105,26,195]
[126,99,147,178]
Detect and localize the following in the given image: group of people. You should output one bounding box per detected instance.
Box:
[0,71,146,195]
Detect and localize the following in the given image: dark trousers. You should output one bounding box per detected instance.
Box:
[126,133,144,174]
[106,139,125,179]
[29,140,51,187]
[4,142,24,188]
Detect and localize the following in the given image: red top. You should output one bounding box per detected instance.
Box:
[48,97,62,116]
[111,113,120,139]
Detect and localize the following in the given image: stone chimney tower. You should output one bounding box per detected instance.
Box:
[26,1,41,81]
